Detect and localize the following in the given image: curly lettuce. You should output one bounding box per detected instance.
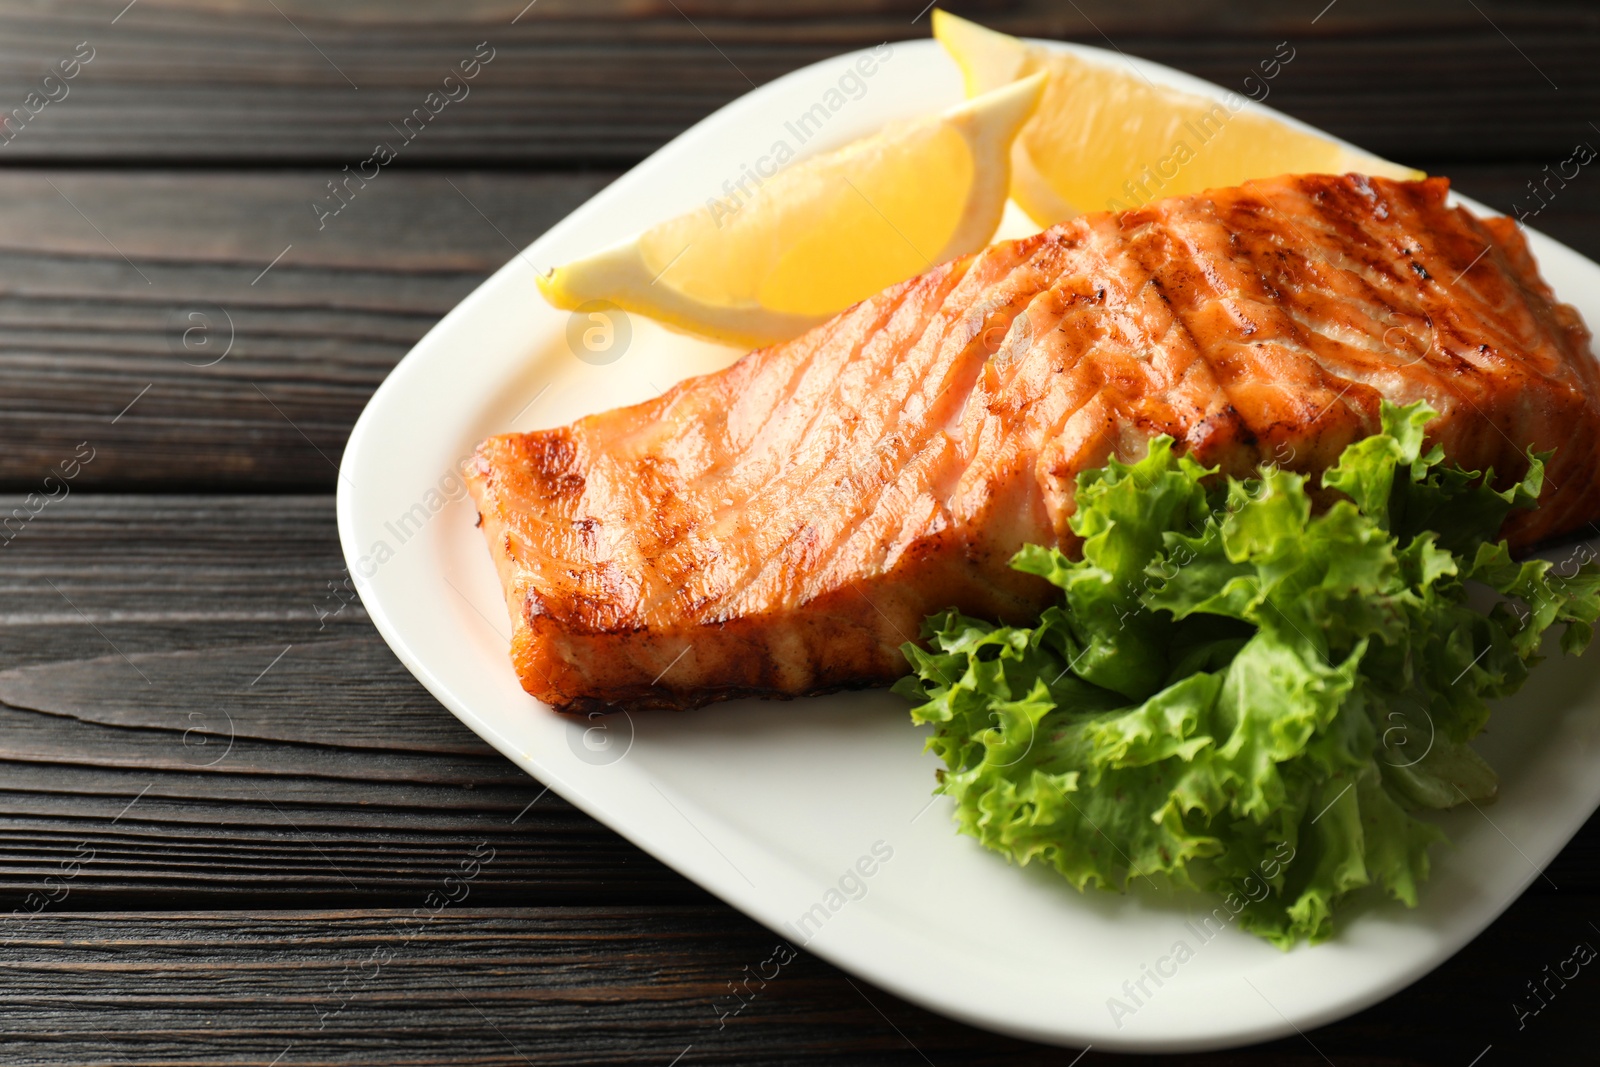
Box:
[895,401,1600,947]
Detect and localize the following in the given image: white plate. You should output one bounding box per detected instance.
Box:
[338,37,1600,1052]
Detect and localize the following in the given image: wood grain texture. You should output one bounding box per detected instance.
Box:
[0,494,706,907]
[0,898,1597,1066]
[0,0,1591,164]
[0,169,611,491]
[1,163,1596,492]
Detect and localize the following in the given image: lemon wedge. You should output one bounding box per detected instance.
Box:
[537,73,1045,349]
[933,9,1422,228]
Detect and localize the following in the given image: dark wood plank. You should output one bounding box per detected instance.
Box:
[0,1,1592,164]
[0,493,710,907]
[0,908,1049,1066]
[0,672,710,905]
[2,163,1598,492]
[0,169,611,491]
[0,638,486,753]
[0,493,370,663]
[0,897,1597,1066]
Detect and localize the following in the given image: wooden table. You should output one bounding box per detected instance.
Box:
[2,2,1596,1062]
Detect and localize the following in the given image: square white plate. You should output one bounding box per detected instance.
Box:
[338,37,1600,1052]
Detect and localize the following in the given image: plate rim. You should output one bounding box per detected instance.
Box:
[337,34,1600,1053]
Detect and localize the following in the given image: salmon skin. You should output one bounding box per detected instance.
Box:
[466,174,1600,714]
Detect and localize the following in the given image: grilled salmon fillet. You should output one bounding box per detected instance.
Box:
[467,174,1600,713]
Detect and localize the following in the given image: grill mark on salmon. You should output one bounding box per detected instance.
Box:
[466,174,1600,713]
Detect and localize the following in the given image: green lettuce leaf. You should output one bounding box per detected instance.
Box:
[898,400,1600,947]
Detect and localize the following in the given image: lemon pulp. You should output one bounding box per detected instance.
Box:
[538,73,1043,348]
[934,9,1422,227]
